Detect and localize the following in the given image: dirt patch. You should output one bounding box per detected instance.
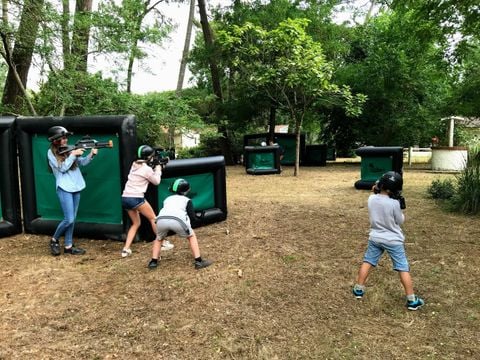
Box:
[1,165,479,359]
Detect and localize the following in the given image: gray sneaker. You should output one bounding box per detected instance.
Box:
[64,246,86,255]
[194,259,213,270]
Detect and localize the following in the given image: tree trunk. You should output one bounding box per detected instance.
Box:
[294,118,302,176]
[197,0,222,101]
[61,0,71,70]
[1,0,43,115]
[197,0,235,164]
[71,0,93,73]
[126,44,136,93]
[176,0,195,94]
[268,105,276,143]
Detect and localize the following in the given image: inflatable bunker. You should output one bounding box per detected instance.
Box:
[244,145,282,175]
[16,115,137,240]
[0,117,22,238]
[303,144,328,166]
[354,146,404,190]
[243,133,305,166]
[155,156,227,226]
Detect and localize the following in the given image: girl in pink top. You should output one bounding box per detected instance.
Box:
[120,145,173,257]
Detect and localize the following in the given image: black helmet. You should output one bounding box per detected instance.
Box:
[171,178,190,195]
[48,126,72,142]
[378,171,403,193]
[137,145,154,160]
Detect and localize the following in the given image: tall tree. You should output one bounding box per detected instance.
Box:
[95,0,172,93]
[196,0,234,164]
[71,0,92,73]
[216,18,365,175]
[176,0,196,94]
[1,0,43,115]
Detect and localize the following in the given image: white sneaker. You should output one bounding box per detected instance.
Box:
[161,240,174,251]
[121,248,132,258]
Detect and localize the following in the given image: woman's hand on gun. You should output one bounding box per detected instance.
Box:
[72,148,85,156]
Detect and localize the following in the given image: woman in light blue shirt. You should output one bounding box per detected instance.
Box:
[47,126,97,256]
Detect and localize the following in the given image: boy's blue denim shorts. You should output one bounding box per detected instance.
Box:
[121,197,145,210]
[363,239,410,272]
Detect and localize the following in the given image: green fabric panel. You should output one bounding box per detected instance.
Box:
[0,191,3,219]
[247,151,275,169]
[277,138,295,164]
[158,173,215,211]
[32,135,122,224]
[360,156,393,181]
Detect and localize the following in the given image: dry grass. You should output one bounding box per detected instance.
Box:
[1,165,479,359]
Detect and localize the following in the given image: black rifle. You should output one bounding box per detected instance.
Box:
[147,147,170,168]
[59,136,113,155]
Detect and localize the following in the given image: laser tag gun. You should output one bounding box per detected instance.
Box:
[58,135,114,155]
[147,147,170,169]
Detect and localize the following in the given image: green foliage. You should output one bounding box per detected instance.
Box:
[33,71,132,116]
[427,178,456,200]
[447,41,480,118]
[33,73,204,151]
[449,146,480,214]
[130,91,205,148]
[94,0,172,56]
[217,18,365,127]
[332,9,452,150]
[176,131,224,159]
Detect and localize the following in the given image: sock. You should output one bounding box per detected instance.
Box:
[51,238,59,243]
[195,257,202,263]
[150,258,158,264]
[406,294,416,302]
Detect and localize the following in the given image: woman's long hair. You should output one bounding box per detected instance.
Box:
[48,143,78,171]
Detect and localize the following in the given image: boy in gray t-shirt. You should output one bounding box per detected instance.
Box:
[352,171,424,311]
[148,178,212,270]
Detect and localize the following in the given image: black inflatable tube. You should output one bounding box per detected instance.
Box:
[355,146,403,157]
[354,180,376,190]
[246,169,281,175]
[0,116,22,237]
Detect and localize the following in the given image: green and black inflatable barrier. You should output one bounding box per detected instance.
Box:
[243,133,305,165]
[0,117,22,238]
[142,156,227,238]
[326,147,336,161]
[244,145,281,175]
[354,146,404,190]
[16,115,137,239]
[158,156,227,224]
[303,144,327,166]
[139,156,228,241]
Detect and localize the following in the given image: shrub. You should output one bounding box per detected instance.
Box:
[449,145,480,214]
[427,178,456,200]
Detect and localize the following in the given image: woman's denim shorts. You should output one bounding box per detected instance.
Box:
[121,197,145,210]
[363,239,410,272]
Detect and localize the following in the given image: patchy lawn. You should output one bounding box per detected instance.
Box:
[1,165,479,359]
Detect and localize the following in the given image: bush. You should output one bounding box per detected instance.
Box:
[176,131,224,159]
[450,167,480,214]
[449,145,480,214]
[427,178,456,200]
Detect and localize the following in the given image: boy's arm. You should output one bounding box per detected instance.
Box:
[393,203,405,225]
[186,200,203,227]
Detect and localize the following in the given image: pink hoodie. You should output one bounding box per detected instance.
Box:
[122,161,161,198]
